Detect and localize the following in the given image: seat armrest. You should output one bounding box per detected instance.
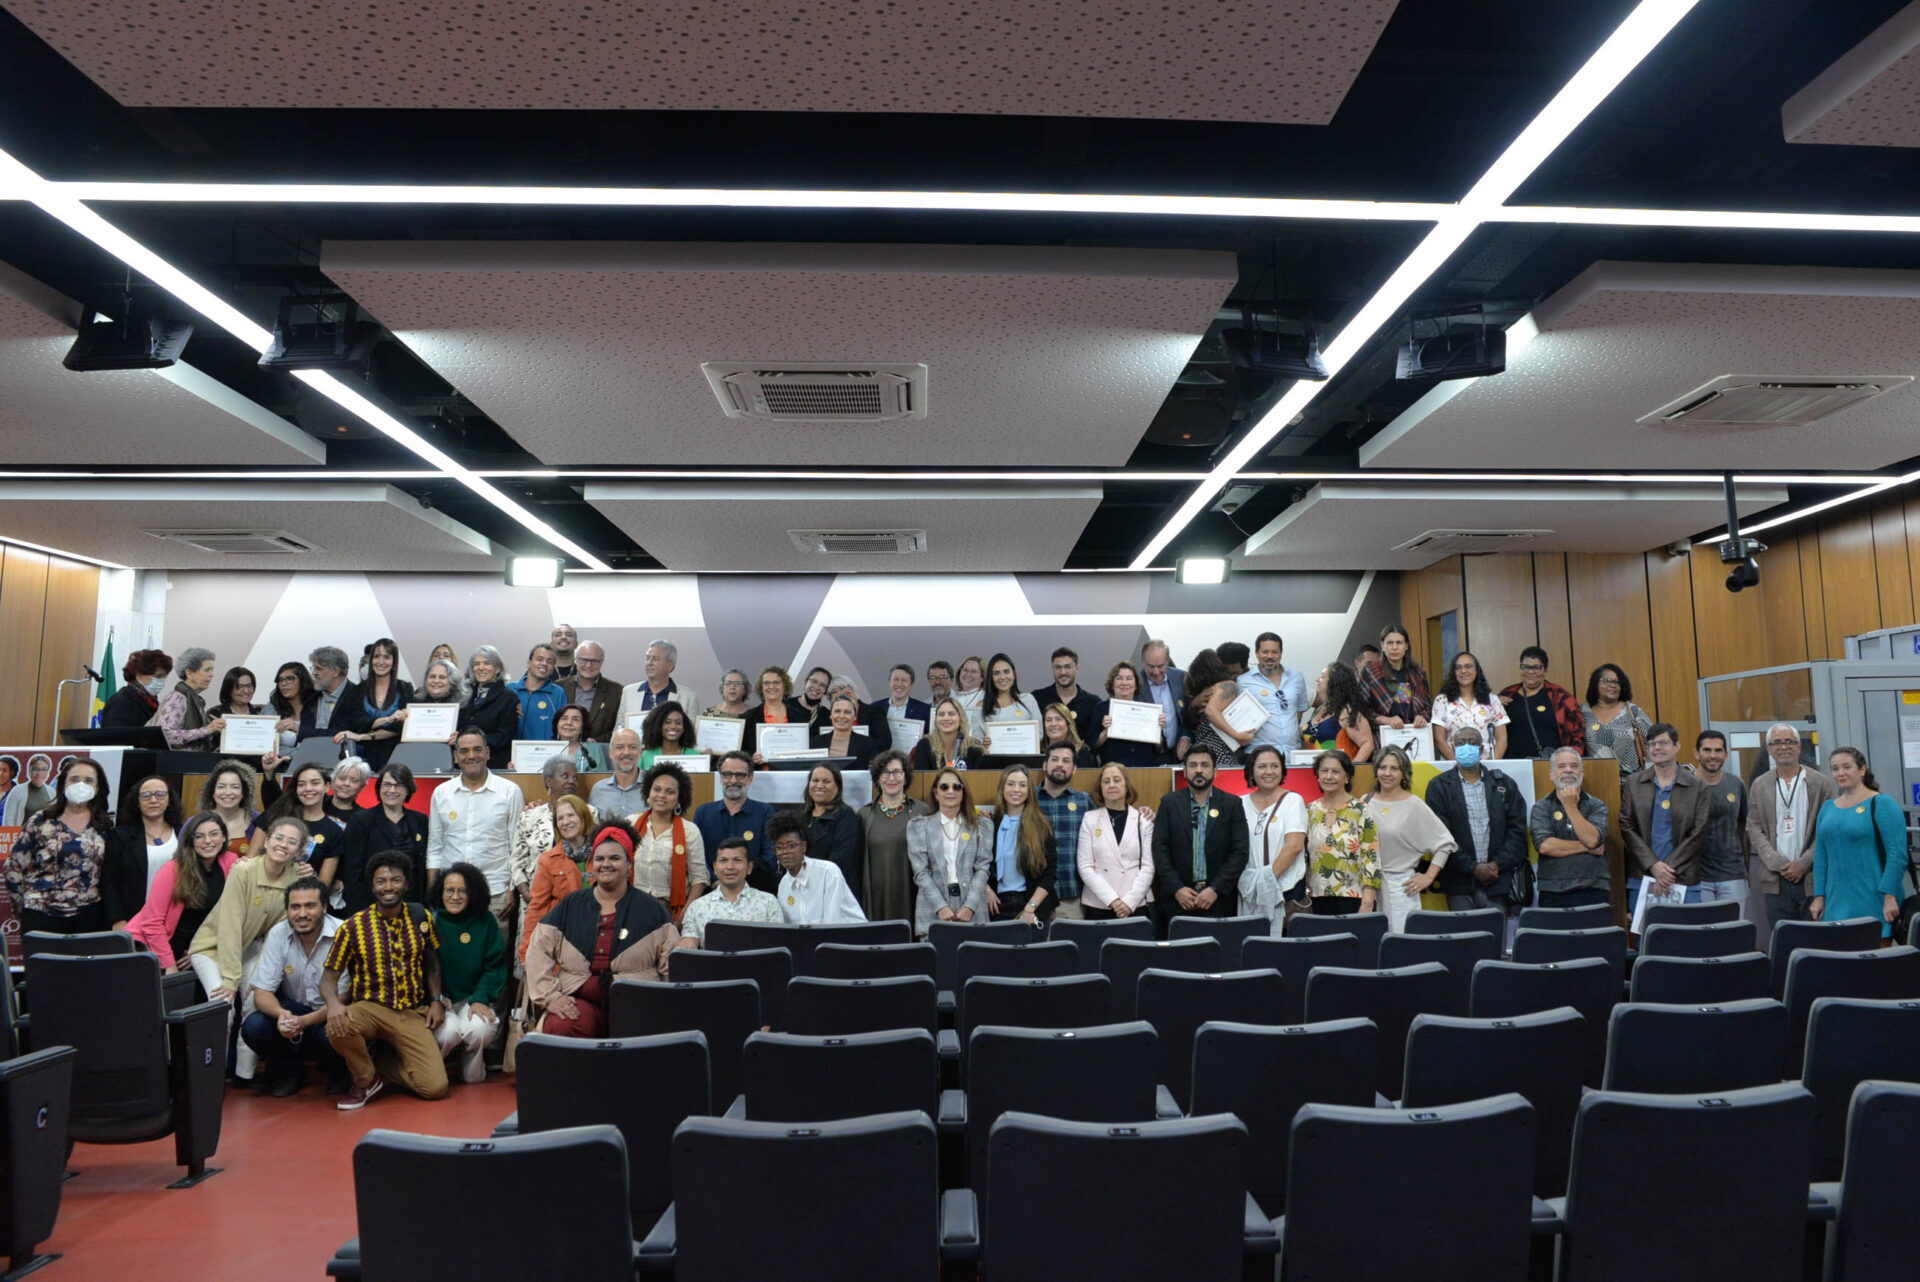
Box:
[161,970,197,1013]
[938,1088,967,1132]
[1533,1197,1566,1235]
[937,989,955,1014]
[722,1094,747,1120]
[637,1204,677,1272]
[166,997,229,1172]
[1807,1182,1840,1222]
[491,1111,519,1137]
[1155,1083,1181,1119]
[1375,1092,1394,1108]
[1243,1193,1281,1255]
[325,1237,361,1280]
[940,1188,981,1261]
[936,1028,960,1062]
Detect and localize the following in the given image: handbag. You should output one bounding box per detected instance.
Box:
[1508,852,1536,907]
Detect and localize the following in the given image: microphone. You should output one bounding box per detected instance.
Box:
[82,666,103,682]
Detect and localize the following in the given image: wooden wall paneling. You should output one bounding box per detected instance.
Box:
[0,547,50,744]
[1460,554,1538,678]
[1564,553,1655,708]
[1413,556,1463,678]
[1869,499,1915,630]
[1645,550,1701,749]
[1816,510,1881,657]
[1798,532,1830,661]
[1760,535,1809,667]
[33,560,100,742]
[1532,553,1573,690]
[1399,568,1422,667]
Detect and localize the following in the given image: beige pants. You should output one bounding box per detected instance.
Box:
[1051,897,1086,920]
[332,1000,450,1099]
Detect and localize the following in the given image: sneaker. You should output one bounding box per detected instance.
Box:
[336,1077,385,1111]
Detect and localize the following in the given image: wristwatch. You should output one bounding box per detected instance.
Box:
[435,994,452,1009]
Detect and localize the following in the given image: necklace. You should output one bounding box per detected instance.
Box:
[878,797,908,819]
[939,814,966,842]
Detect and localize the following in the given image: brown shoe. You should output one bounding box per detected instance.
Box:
[336,1077,385,1111]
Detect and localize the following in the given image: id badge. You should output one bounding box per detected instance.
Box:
[1781,813,1795,837]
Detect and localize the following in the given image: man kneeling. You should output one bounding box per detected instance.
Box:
[322,850,449,1110]
[241,875,349,1096]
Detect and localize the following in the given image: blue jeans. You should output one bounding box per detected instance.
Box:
[240,998,342,1073]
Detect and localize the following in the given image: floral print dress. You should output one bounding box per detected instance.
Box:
[1307,797,1381,901]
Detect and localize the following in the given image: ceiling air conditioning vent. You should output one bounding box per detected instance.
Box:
[701,362,929,420]
[1392,529,1550,556]
[787,529,929,556]
[144,528,320,555]
[1639,375,1911,426]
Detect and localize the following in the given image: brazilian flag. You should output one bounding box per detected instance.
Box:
[91,636,115,726]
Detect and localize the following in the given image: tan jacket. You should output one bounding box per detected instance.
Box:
[188,856,301,990]
[1746,766,1837,893]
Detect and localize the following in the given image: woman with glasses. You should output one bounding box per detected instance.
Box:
[335,763,430,914]
[460,645,518,769]
[429,861,509,1083]
[905,768,991,939]
[103,775,182,928]
[210,667,263,718]
[268,662,315,768]
[1580,663,1652,774]
[1499,646,1587,759]
[702,669,754,720]
[1431,650,1509,762]
[858,750,928,924]
[1094,661,1163,769]
[743,666,805,760]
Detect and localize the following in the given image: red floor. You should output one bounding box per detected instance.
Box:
[44,1075,518,1281]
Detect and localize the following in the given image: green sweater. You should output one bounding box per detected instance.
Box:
[432,907,509,1007]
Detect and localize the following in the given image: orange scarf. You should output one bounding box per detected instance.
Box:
[647,813,692,912]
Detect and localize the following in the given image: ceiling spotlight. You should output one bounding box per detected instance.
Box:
[1717,472,1765,594]
[1221,306,1329,381]
[505,556,564,589]
[63,312,193,371]
[1396,305,1506,382]
[1175,556,1230,586]
[259,293,383,372]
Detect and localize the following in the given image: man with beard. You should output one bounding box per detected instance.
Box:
[692,751,777,892]
[1032,741,1092,918]
[322,851,448,1110]
[1151,742,1249,931]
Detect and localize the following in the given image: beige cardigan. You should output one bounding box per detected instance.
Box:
[187,855,301,990]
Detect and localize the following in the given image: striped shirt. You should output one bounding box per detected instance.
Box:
[326,903,439,1010]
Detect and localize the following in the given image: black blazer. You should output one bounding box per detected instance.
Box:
[810,725,877,770]
[297,678,373,742]
[1426,766,1529,897]
[461,680,521,770]
[1151,788,1250,899]
[102,823,163,924]
[1094,700,1161,769]
[99,686,159,729]
[742,699,809,755]
[909,739,985,772]
[807,804,866,902]
[335,806,430,914]
[866,697,932,726]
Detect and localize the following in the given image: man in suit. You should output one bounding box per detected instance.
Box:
[1746,722,1835,929]
[1620,722,1711,912]
[1151,741,1249,933]
[1141,639,1189,765]
[1428,726,1530,946]
[297,645,371,742]
[560,640,621,742]
[866,664,932,744]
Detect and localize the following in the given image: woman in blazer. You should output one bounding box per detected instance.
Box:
[1076,763,1156,919]
[906,767,991,939]
[742,666,808,757]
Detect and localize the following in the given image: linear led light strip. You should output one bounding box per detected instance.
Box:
[0,151,611,571]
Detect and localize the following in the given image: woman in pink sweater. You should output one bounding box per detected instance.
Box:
[126,813,238,971]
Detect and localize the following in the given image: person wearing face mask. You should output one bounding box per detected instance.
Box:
[5,757,113,934]
[99,648,174,729]
[1427,727,1529,942]
[1529,747,1612,910]
[1151,742,1251,932]
[693,751,777,892]
[152,647,228,750]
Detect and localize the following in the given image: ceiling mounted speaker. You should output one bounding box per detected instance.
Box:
[1144,387,1232,447]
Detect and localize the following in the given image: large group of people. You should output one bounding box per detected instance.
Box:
[9,623,1910,1110]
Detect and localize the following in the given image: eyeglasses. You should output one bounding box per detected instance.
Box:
[718,771,750,781]
[773,840,806,853]
[1519,663,1547,673]
[1766,739,1799,747]
[441,886,469,898]
[277,674,300,684]
[138,790,169,801]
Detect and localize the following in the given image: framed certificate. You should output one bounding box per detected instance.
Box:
[402,703,460,742]
[756,723,812,759]
[512,740,570,773]
[1105,699,1163,745]
[674,753,713,773]
[985,720,1040,756]
[887,715,925,752]
[695,716,745,754]
[1221,690,1271,736]
[1378,725,1435,763]
[220,714,278,755]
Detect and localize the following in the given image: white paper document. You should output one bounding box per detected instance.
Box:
[401,703,459,742]
[1105,699,1163,745]
[756,724,813,759]
[220,715,279,755]
[1221,690,1271,735]
[695,716,745,755]
[888,715,925,752]
[511,740,570,773]
[986,721,1040,756]
[1629,875,1688,934]
[1378,725,1435,762]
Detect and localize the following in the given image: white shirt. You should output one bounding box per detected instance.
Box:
[778,857,867,925]
[1775,770,1810,864]
[1243,790,1310,892]
[249,914,345,1006]
[426,770,526,895]
[679,884,783,942]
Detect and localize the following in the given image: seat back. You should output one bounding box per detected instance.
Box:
[1189,1018,1376,1214]
[1769,917,1885,999]
[1285,1094,1536,1282]
[0,962,17,1061]
[355,1125,633,1281]
[984,1113,1247,1282]
[959,976,1110,1080]
[1286,910,1388,963]
[786,975,937,1037]
[953,941,1077,1030]
[0,1046,76,1264]
[1517,903,1612,932]
[1244,933,1363,1022]
[742,1029,939,1123]
[664,947,793,1031]
[1561,1084,1814,1282]
[1404,906,1505,939]
[24,953,170,1136]
[1304,962,1451,1100]
[1602,999,1786,1094]
[927,919,1038,993]
[672,1112,939,1282]
[1639,899,1741,929]
[1402,1010,1585,1197]
[1801,997,1920,1180]
[1098,937,1222,1021]
[1136,968,1286,1109]
[1047,914,1153,973]
[1627,952,1768,1005]
[1783,946,1920,1076]
[966,1022,1159,1189]
[1825,1081,1920,1282]
[809,942,935,983]
[21,931,134,960]
[1378,932,1502,1016]
[1639,920,1757,959]
[514,1032,709,1228]
[1471,958,1615,1087]
[385,742,452,775]
[1165,913,1270,967]
[702,920,911,977]
[1511,927,1627,995]
[608,979,761,1107]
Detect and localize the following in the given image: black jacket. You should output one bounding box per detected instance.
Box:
[810,725,878,770]
[335,806,430,914]
[102,822,162,924]
[807,804,866,902]
[1426,766,1530,897]
[909,739,985,772]
[461,680,521,770]
[1151,788,1250,906]
[297,678,373,742]
[98,686,159,730]
[984,812,1059,922]
[742,699,809,755]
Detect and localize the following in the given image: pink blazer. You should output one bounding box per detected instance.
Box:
[125,851,240,969]
[1077,807,1156,912]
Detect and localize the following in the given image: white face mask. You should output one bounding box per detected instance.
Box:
[64,782,96,805]
[145,676,169,696]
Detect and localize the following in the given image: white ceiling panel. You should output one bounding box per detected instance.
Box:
[325,240,1237,467]
[1360,261,1920,472]
[1783,1,1920,147]
[0,483,497,570]
[1236,482,1789,571]
[5,0,1399,123]
[584,482,1100,572]
[0,267,325,466]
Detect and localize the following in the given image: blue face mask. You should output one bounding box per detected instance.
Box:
[1454,744,1482,768]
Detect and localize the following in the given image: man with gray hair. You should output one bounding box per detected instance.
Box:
[1426,725,1529,943]
[1746,723,1835,928]
[1529,746,1611,910]
[298,645,370,742]
[615,638,691,732]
